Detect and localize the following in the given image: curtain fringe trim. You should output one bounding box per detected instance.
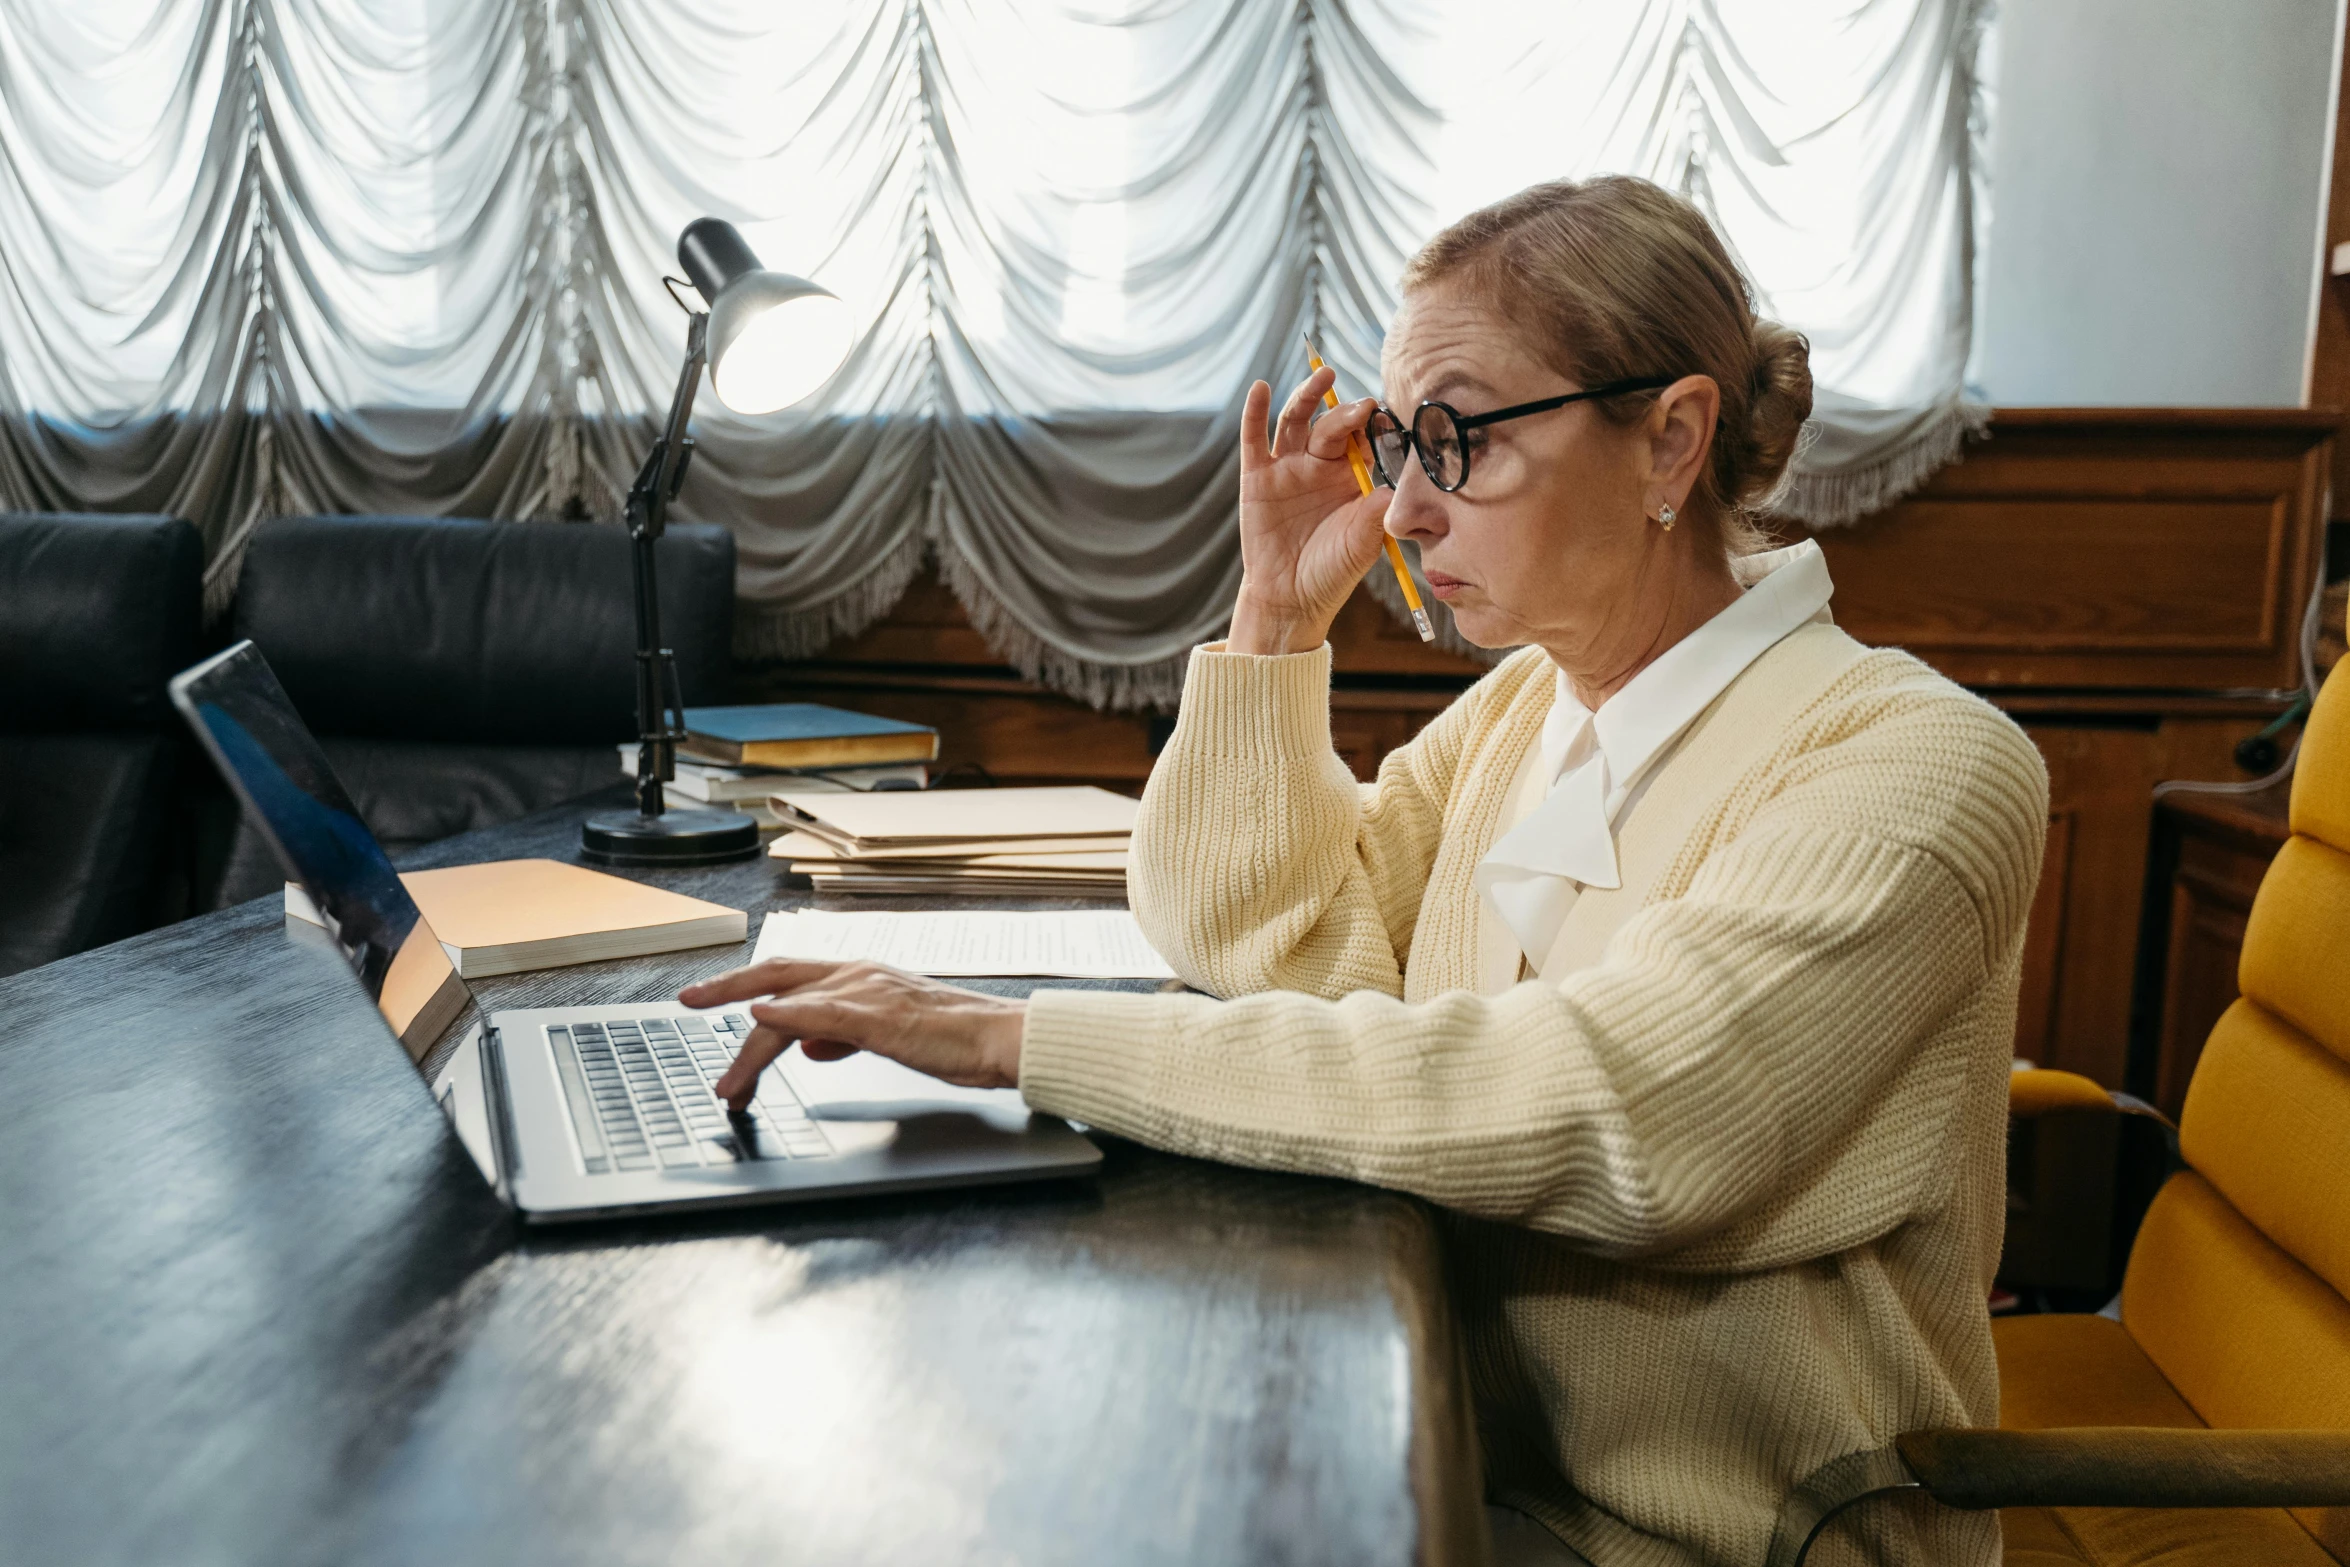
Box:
[732,533,931,663]
[200,521,256,620]
[1770,400,1992,530]
[934,546,1191,713]
[200,495,274,622]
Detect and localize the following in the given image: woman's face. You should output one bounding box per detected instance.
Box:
[1377,280,1714,662]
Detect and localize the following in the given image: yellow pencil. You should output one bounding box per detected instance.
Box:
[1302,336,1434,642]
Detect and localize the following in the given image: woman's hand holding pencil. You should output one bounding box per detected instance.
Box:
[1228,361,1403,657]
[1305,340,1436,642]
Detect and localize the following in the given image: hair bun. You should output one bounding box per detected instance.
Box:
[1736,319,1813,509]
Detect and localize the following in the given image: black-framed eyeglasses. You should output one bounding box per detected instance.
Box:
[1365,377,1674,494]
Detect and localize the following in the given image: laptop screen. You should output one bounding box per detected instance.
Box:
[170,641,473,1066]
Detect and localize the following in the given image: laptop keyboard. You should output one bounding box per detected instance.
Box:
[545,1012,832,1175]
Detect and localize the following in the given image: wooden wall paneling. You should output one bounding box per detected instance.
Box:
[762,667,1164,792]
[2011,806,2073,1066]
[809,573,1007,668]
[1787,410,2332,692]
[2154,850,2256,1116]
[2008,722,2163,1085]
[2132,786,2293,1120]
[1994,709,2279,1086]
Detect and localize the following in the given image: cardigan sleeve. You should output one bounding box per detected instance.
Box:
[1125,641,1483,1002]
[1027,684,2048,1262]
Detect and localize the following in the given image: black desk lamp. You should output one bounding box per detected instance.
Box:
[581,218,854,867]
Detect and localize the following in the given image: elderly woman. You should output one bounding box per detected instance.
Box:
[688,175,2047,1567]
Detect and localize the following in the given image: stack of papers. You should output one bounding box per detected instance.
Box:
[767,785,1137,898]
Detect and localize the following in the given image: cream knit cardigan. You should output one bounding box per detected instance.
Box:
[1019,623,2048,1567]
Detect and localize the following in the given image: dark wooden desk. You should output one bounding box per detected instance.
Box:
[0,792,1480,1567]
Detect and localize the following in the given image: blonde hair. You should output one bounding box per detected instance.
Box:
[1401,175,1812,557]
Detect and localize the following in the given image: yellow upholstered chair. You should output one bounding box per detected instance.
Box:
[1770,659,2350,1566]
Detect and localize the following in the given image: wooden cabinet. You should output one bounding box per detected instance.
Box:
[1994,702,2285,1086]
[741,410,2329,1086]
[2131,783,2294,1120]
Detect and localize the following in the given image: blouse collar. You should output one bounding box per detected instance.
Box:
[1474,540,1836,967]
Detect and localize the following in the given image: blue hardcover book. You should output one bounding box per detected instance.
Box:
[680,704,940,769]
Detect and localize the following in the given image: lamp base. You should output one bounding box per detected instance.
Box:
[580,807,761,867]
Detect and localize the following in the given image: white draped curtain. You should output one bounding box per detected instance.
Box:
[0,0,1989,708]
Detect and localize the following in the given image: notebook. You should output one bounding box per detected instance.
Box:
[285,858,747,978]
[681,704,939,769]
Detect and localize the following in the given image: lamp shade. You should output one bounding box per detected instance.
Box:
[676,218,853,415]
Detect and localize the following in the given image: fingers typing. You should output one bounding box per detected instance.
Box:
[712,1025,792,1111]
[708,986,869,1109]
[688,955,1021,1102]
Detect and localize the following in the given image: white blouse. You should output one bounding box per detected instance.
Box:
[1473,540,1836,982]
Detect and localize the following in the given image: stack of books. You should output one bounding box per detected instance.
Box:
[768,785,1137,899]
[617,702,938,829]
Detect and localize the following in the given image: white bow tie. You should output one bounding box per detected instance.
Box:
[1486,736,1623,889]
[1473,716,1624,973]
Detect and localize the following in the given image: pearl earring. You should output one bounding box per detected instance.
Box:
[1656,502,1676,531]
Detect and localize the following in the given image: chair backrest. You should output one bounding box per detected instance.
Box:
[2120,658,2350,1548]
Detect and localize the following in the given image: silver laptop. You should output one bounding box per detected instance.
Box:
[170,640,1102,1223]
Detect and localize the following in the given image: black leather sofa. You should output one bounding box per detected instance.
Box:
[205,514,737,907]
[0,513,205,975]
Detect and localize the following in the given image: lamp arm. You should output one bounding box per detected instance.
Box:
[623,313,711,818]
[632,313,707,543]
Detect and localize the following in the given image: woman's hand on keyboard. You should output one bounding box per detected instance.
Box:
[680,959,1026,1109]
